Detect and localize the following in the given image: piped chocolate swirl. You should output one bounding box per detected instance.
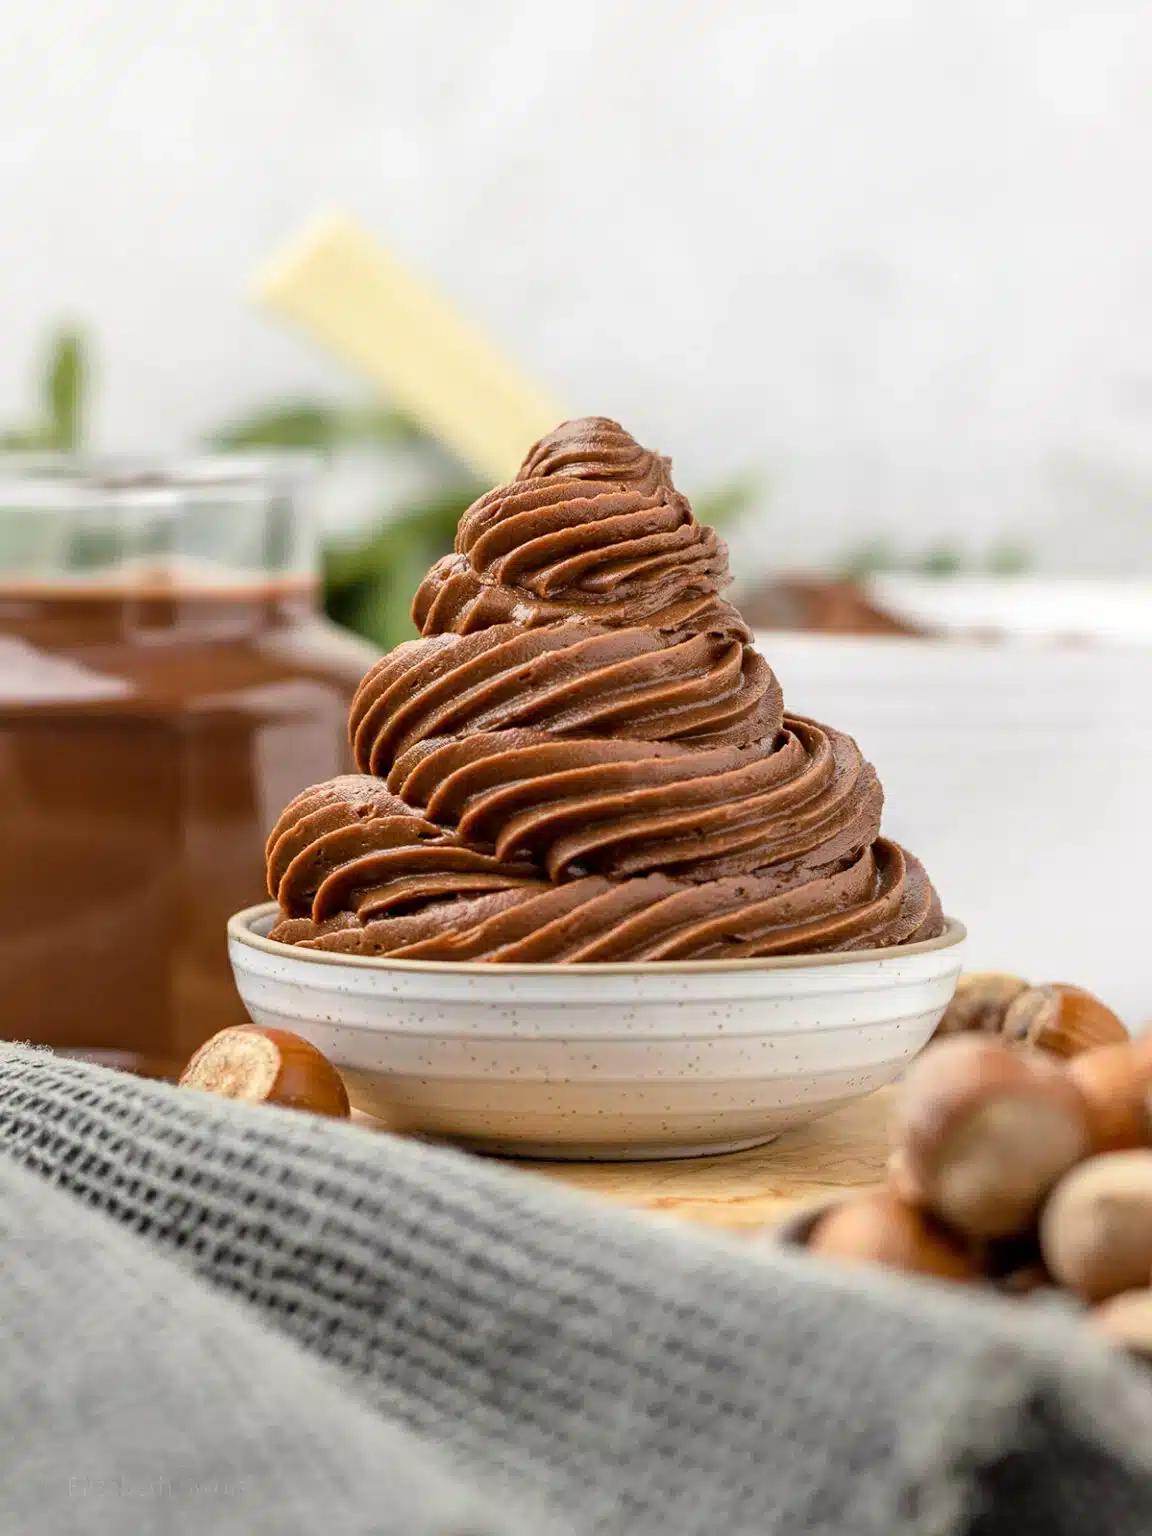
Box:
[413,417,747,640]
[268,418,943,960]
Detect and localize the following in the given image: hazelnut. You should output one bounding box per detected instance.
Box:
[933,972,1029,1038]
[997,1263,1054,1297]
[180,1025,350,1119]
[1002,983,1127,1059]
[1068,1036,1152,1154]
[808,1188,981,1283]
[984,1231,1053,1295]
[891,1036,1090,1239]
[1090,1289,1152,1360]
[1040,1151,1152,1302]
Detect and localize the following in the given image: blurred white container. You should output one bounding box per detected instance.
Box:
[760,596,1152,1025]
[870,575,1152,647]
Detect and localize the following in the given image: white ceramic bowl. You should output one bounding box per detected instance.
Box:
[228,903,965,1161]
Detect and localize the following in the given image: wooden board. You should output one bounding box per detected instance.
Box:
[522,1089,893,1234]
[353,1090,892,1234]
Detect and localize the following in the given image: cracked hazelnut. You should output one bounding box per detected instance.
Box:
[1090,1290,1152,1360]
[180,1025,350,1118]
[1040,1151,1152,1302]
[808,1189,981,1282]
[891,1036,1090,1238]
[933,972,1029,1038]
[1002,984,1127,1059]
[1068,1037,1152,1154]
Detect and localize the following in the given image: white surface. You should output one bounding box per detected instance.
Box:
[868,577,1152,645]
[228,904,964,1160]
[761,632,1152,1023]
[3,4,1152,569]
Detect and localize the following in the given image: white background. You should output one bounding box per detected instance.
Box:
[1,2,1151,568]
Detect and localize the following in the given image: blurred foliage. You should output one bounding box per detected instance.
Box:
[205,398,424,453]
[693,471,762,529]
[920,542,965,579]
[322,484,484,651]
[985,541,1032,576]
[205,393,761,650]
[0,324,762,647]
[202,394,482,649]
[840,537,899,579]
[840,535,1032,580]
[0,326,87,451]
[5,323,1038,652]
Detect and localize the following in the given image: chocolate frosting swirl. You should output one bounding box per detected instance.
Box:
[268,418,943,960]
[413,417,748,640]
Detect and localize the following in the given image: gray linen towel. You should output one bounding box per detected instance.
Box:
[0,1043,1151,1535]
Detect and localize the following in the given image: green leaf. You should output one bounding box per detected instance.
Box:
[321,481,482,647]
[204,398,425,454]
[0,322,89,454]
[0,423,57,451]
[986,541,1031,576]
[326,486,478,584]
[338,403,425,447]
[839,537,901,579]
[44,327,86,451]
[323,533,426,650]
[387,483,482,540]
[330,571,402,651]
[917,543,965,579]
[204,400,349,452]
[693,472,761,528]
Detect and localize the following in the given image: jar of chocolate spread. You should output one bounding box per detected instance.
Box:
[0,459,378,1077]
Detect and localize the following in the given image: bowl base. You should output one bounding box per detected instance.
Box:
[452,1132,782,1163]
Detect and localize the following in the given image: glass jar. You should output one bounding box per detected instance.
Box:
[0,458,378,1077]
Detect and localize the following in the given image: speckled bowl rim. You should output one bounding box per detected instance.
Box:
[228,902,966,977]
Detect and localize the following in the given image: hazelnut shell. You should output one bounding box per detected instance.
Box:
[808,1189,980,1283]
[933,972,1029,1038]
[1040,1150,1152,1302]
[1090,1289,1152,1359]
[1002,984,1127,1059]
[891,1036,1090,1239]
[1068,1038,1152,1154]
[180,1025,351,1119]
